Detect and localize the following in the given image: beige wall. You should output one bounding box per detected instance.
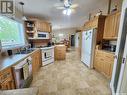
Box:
[89,0,122,19]
[52,28,76,43]
[111,0,123,12]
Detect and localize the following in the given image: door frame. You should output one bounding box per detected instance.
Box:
[116,35,127,94]
[110,1,127,94]
[70,34,75,47]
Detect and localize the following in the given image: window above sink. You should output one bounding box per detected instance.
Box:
[0,16,26,50]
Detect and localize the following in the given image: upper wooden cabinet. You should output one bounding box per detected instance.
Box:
[103,12,121,40]
[27,17,52,33]
[83,15,106,43]
[36,20,52,32]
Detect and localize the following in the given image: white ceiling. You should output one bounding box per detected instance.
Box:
[16,0,109,30]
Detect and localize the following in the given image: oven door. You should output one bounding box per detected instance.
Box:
[42,49,52,61]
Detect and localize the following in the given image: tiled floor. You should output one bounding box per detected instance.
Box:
[31,48,111,95]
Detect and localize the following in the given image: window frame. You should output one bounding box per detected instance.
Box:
[0,16,26,51]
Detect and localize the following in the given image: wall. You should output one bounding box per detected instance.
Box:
[110,0,123,12]
[52,28,76,43]
[75,33,80,48]
[89,0,122,19]
[75,32,82,48]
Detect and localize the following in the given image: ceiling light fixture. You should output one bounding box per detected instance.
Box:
[63,8,72,16]
[19,2,27,21]
[64,0,71,8]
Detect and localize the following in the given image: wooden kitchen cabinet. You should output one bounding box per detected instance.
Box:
[94,49,114,78]
[31,49,42,74]
[103,12,121,39]
[36,20,51,32]
[0,68,15,90]
[27,17,52,33]
[55,45,66,60]
[83,15,106,43]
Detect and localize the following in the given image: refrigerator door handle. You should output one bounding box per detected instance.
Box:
[122,57,126,64]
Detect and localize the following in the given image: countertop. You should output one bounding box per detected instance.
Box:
[55,44,66,47]
[0,49,40,71]
[96,49,115,54]
[0,87,38,95]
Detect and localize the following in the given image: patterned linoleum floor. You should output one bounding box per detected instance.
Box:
[31,48,111,95]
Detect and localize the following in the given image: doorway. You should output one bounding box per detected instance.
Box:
[71,35,75,47]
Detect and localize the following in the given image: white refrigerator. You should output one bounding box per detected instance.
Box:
[81,29,96,68]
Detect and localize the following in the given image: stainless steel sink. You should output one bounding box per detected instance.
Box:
[18,48,35,54]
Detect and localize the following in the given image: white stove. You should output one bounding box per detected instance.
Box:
[41,46,54,66]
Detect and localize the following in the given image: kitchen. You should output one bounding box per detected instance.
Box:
[0,0,127,95]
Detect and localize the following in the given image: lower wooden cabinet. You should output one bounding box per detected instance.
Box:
[55,45,66,60]
[94,49,114,78]
[31,49,42,74]
[0,68,15,90]
[1,79,15,90]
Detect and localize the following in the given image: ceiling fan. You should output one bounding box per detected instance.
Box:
[54,0,78,15]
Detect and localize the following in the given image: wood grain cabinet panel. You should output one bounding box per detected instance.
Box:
[55,45,66,60]
[36,20,51,32]
[83,15,106,43]
[103,12,121,39]
[31,50,42,74]
[28,17,52,32]
[0,68,15,90]
[94,50,114,78]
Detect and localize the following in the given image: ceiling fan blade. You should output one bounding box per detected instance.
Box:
[56,7,65,10]
[70,4,78,8]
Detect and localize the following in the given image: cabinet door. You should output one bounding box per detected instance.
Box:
[94,50,114,78]
[103,61,111,77]
[104,53,114,78]
[94,50,104,72]
[1,79,15,90]
[47,24,51,32]
[94,57,103,72]
[103,16,113,39]
[113,12,121,38]
[36,20,40,31]
[32,50,41,74]
[103,12,120,39]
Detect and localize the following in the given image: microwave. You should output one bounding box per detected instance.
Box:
[36,32,49,39]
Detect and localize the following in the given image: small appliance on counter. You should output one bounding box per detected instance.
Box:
[102,41,116,52]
